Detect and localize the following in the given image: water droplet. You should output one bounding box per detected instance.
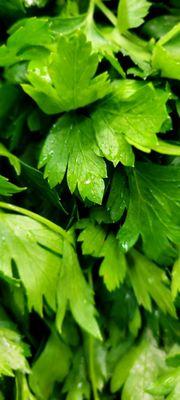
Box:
[122,242,129,252]
[84,179,91,185]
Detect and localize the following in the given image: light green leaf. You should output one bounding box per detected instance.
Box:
[0,307,29,377]
[63,350,90,400]
[0,175,25,196]
[77,219,107,258]
[111,343,142,392]
[22,33,110,114]
[118,162,180,264]
[166,344,180,367]
[118,0,151,33]
[92,80,172,165]
[127,250,176,317]
[0,143,21,174]
[39,113,107,204]
[99,233,127,291]
[121,337,165,399]
[78,220,126,291]
[29,332,71,400]
[147,367,180,399]
[172,256,180,299]
[152,23,180,80]
[102,26,152,74]
[0,18,52,67]
[0,210,63,314]
[56,239,101,340]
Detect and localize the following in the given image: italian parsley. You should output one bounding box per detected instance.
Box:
[0,0,179,399]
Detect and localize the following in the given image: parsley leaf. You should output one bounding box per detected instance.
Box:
[22,33,110,114]
[78,220,127,291]
[118,162,180,264]
[0,210,63,315]
[39,113,107,204]
[0,307,29,377]
[118,0,151,33]
[111,334,166,399]
[127,250,176,317]
[29,332,71,400]
[0,175,25,196]
[92,80,176,166]
[56,239,102,340]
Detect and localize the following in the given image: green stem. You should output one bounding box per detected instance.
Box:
[88,0,95,20]
[95,0,117,26]
[86,268,100,400]
[0,201,70,241]
[88,334,100,400]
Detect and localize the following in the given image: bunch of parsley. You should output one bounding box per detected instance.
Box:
[0,0,179,399]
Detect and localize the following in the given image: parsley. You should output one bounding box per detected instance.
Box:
[0,0,179,399]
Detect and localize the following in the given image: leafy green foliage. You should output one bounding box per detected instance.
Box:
[0,0,179,399]
[30,332,71,399]
[118,0,151,33]
[92,80,179,162]
[0,175,25,196]
[22,33,110,114]
[39,113,107,203]
[152,23,180,80]
[56,239,101,339]
[0,307,29,377]
[117,162,180,264]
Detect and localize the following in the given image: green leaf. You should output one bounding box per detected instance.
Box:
[147,367,180,399]
[111,334,165,397]
[29,332,71,400]
[166,344,180,367]
[118,162,180,264]
[99,233,127,291]
[0,210,63,314]
[92,80,172,165]
[127,250,176,317]
[107,168,128,222]
[0,308,29,377]
[118,0,151,33]
[152,23,180,80]
[0,175,25,196]
[172,256,180,299]
[56,239,101,339]
[78,220,126,291]
[22,33,110,114]
[63,350,90,400]
[39,113,107,204]
[0,18,52,68]
[0,143,21,175]
[102,26,152,74]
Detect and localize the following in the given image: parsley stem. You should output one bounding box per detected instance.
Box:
[95,0,117,26]
[0,201,70,241]
[86,268,100,400]
[88,0,95,20]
